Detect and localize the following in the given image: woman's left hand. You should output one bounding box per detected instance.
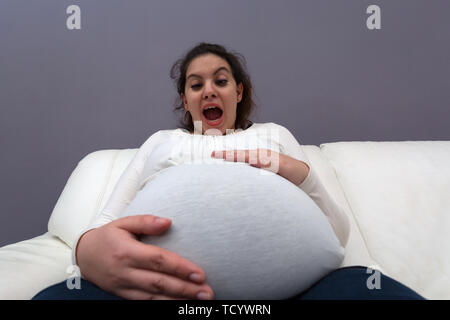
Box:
[211,149,310,186]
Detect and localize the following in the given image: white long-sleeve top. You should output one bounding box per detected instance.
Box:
[71,122,350,266]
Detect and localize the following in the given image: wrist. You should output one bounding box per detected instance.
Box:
[75,229,97,274]
[282,155,310,186]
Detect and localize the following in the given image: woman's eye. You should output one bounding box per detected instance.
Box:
[190,80,227,90]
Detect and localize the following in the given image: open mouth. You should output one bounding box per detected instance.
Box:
[202,105,224,126]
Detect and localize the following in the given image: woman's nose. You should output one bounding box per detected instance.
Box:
[203,81,217,99]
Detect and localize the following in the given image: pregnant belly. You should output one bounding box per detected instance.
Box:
[121,162,344,299]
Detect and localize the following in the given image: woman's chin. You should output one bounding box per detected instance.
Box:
[193,119,223,135]
[203,126,224,135]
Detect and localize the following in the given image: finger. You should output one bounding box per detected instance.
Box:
[128,242,208,284]
[258,149,272,166]
[248,149,259,166]
[240,149,259,167]
[238,149,250,163]
[225,149,248,163]
[211,150,225,159]
[123,268,214,300]
[213,150,251,164]
[212,150,237,161]
[111,214,172,236]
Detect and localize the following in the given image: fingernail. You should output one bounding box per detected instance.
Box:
[155,217,170,224]
[189,273,204,283]
[197,291,211,300]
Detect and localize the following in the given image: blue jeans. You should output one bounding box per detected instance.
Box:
[32,266,425,300]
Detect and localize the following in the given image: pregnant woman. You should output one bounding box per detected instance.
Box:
[33,43,424,300]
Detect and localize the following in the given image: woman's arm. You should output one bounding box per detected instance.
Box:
[278,154,310,186]
[276,124,350,248]
[72,130,215,300]
[72,130,165,267]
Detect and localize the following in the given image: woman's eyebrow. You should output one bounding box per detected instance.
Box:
[187,66,230,80]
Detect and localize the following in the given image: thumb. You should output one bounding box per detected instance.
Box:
[111,214,172,236]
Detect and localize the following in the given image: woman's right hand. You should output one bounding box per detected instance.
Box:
[75,214,214,300]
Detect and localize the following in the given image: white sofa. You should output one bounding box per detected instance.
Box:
[1,141,449,300]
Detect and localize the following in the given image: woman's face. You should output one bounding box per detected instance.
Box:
[181,53,243,135]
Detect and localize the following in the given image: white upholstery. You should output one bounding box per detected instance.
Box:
[0,141,448,299]
[321,141,450,300]
[46,149,138,249]
[0,233,71,300]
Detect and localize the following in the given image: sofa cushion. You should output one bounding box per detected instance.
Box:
[302,146,380,271]
[321,141,450,300]
[0,233,72,299]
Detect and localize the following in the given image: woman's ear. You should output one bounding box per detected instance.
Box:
[181,93,187,109]
[237,83,244,103]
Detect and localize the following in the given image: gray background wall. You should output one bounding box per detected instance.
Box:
[0,0,449,247]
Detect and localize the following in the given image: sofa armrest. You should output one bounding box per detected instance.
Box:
[47,149,138,249]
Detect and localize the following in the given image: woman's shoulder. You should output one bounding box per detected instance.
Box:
[251,122,302,146]
[147,128,182,138]
[138,128,180,148]
[250,122,291,133]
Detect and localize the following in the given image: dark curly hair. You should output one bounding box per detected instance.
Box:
[170,42,256,133]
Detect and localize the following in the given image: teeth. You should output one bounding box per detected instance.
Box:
[204,106,219,110]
